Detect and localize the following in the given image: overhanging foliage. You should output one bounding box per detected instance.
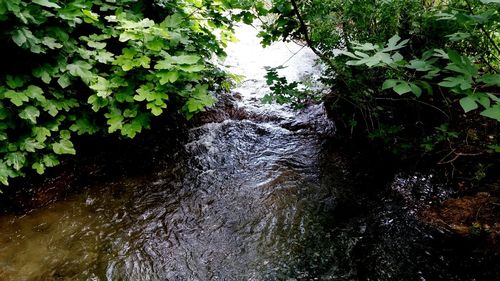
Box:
[0,0,254,186]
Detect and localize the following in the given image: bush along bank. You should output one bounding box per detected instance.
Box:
[256,0,499,240]
[0,0,260,187]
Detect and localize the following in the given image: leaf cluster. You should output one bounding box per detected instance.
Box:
[257,0,499,165]
[0,0,253,186]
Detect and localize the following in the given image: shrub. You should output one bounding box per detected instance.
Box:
[258,0,499,163]
[0,0,253,186]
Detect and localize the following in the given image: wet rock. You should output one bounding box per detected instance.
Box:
[390,174,500,249]
[193,93,288,125]
[421,192,500,247]
[30,172,77,209]
[390,173,455,210]
[279,104,336,136]
[0,171,77,213]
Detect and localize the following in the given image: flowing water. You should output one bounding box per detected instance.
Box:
[0,26,498,281]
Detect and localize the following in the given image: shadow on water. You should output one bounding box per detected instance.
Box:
[0,25,498,281]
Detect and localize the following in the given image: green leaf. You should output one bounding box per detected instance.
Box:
[82,9,99,22]
[32,0,60,9]
[438,76,471,90]
[19,106,40,123]
[382,79,398,90]
[146,39,165,51]
[90,76,112,98]
[6,152,26,171]
[41,100,59,117]
[475,93,491,108]
[150,104,163,116]
[3,0,21,13]
[87,95,108,112]
[161,13,182,28]
[446,32,471,41]
[172,54,201,65]
[42,37,63,49]
[21,138,44,152]
[134,83,156,102]
[0,107,8,120]
[87,41,106,49]
[121,121,142,138]
[340,51,360,59]
[393,82,412,95]
[32,127,51,142]
[0,161,17,186]
[60,130,71,140]
[52,139,76,155]
[137,56,151,68]
[105,109,124,133]
[70,117,99,135]
[487,93,500,103]
[12,29,27,46]
[67,60,93,83]
[382,34,409,52]
[177,65,205,72]
[409,83,422,97]
[32,162,45,174]
[95,51,114,63]
[33,67,52,84]
[113,50,139,71]
[4,90,29,106]
[354,51,369,58]
[391,52,404,63]
[184,84,216,114]
[0,132,7,142]
[479,74,500,86]
[158,71,179,84]
[118,31,140,42]
[445,50,477,77]
[57,75,71,88]
[353,42,378,51]
[488,144,500,153]
[43,154,59,167]
[447,50,462,65]
[154,58,174,70]
[186,99,203,113]
[459,96,478,113]
[5,152,26,171]
[24,85,45,102]
[6,75,25,89]
[434,49,449,59]
[419,81,433,95]
[480,106,500,121]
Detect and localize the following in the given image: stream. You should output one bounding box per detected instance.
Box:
[0,25,498,281]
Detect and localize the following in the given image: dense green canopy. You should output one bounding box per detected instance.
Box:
[0,0,255,185]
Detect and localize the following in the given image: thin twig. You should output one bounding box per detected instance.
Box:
[280,45,306,66]
[289,0,334,69]
[375,97,450,119]
[438,151,484,165]
[464,0,500,65]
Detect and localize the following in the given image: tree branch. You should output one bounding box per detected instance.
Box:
[289,0,334,69]
[464,0,500,65]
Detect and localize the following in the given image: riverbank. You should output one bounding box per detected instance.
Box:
[0,113,190,214]
[323,94,500,250]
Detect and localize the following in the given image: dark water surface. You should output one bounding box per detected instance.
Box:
[0,25,498,281]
